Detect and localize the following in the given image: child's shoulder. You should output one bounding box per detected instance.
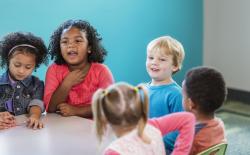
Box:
[149,82,181,92]
[91,63,108,69]
[47,63,68,71]
[90,63,112,73]
[30,75,43,83]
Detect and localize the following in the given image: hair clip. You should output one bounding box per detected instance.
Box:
[103,90,108,96]
[134,87,139,93]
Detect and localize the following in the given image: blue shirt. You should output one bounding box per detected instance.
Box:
[147,82,183,152]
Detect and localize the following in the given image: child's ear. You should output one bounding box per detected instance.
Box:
[88,47,91,53]
[188,98,196,111]
[172,65,179,73]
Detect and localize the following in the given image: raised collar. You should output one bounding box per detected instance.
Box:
[0,71,33,87]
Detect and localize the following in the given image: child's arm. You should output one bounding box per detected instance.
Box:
[26,78,45,129]
[27,105,43,129]
[104,149,120,155]
[47,69,86,113]
[56,66,113,117]
[148,112,195,155]
[57,103,92,118]
[0,112,15,130]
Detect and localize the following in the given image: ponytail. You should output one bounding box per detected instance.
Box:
[92,89,107,142]
[136,85,149,138]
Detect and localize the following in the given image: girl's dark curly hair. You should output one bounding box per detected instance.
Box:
[48,19,107,65]
[0,32,48,69]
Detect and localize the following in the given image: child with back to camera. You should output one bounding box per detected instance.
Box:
[145,36,185,153]
[0,32,48,129]
[92,82,195,155]
[182,66,227,155]
[44,19,114,117]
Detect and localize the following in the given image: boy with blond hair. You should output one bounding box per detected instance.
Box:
[146,36,185,153]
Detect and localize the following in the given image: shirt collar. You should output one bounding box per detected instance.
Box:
[0,71,32,87]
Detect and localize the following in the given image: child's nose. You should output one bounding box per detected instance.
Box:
[18,67,25,74]
[151,59,158,64]
[67,41,76,48]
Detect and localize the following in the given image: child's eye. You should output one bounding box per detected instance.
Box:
[160,58,166,61]
[25,66,32,70]
[75,39,83,43]
[60,40,68,44]
[14,64,21,67]
[148,56,153,60]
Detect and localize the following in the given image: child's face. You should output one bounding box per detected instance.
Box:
[9,52,36,81]
[146,49,178,85]
[60,27,89,66]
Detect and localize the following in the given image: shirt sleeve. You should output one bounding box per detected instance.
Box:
[28,80,45,112]
[98,65,114,88]
[43,65,60,111]
[148,112,195,155]
[164,90,184,151]
[104,149,120,155]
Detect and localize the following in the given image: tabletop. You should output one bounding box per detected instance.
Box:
[0,113,112,155]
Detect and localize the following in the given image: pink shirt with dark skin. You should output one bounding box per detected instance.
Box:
[190,118,226,155]
[104,112,195,155]
[43,63,114,110]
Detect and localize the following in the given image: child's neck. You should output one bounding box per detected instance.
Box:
[195,111,215,123]
[151,77,174,86]
[68,62,90,71]
[112,125,136,138]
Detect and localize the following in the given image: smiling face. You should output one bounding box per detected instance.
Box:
[9,52,36,81]
[146,48,178,85]
[60,27,90,67]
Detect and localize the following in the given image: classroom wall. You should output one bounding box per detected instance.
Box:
[204,0,250,92]
[0,0,203,85]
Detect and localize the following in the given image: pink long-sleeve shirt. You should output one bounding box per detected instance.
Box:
[104,112,195,155]
[44,63,114,110]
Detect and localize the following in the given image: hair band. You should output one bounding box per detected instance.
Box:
[8,44,37,57]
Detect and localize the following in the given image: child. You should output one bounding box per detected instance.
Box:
[0,32,48,129]
[182,66,227,155]
[145,36,185,152]
[44,19,114,117]
[92,82,195,155]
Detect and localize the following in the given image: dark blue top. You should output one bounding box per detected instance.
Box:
[0,71,45,115]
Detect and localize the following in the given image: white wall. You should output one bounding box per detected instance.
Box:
[204,0,250,91]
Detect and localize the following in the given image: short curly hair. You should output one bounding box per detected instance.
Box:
[0,32,48,69]
[184,66,227,115]
[48,19,107,65]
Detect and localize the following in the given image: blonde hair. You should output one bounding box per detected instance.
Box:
[92,82,149,142]
[147,36,185,74]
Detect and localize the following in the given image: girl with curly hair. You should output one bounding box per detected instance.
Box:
[44,19,114,117]
[0,32,49,130]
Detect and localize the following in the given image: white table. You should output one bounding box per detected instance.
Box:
[0,113,112,155]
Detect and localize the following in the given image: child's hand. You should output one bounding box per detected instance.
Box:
[64,69,87,87]
[0,112,16,129]
[27,114,43,130]
[57,103,76,117]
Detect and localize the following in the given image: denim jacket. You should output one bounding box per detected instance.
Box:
[0,71,45,115]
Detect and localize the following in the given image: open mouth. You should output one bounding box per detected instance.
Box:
[151,67,160,72]
[67,51,78,57]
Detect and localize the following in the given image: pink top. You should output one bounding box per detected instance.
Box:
[104,112,195,155]
[190,118,226,155]
[44,63,114,110]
